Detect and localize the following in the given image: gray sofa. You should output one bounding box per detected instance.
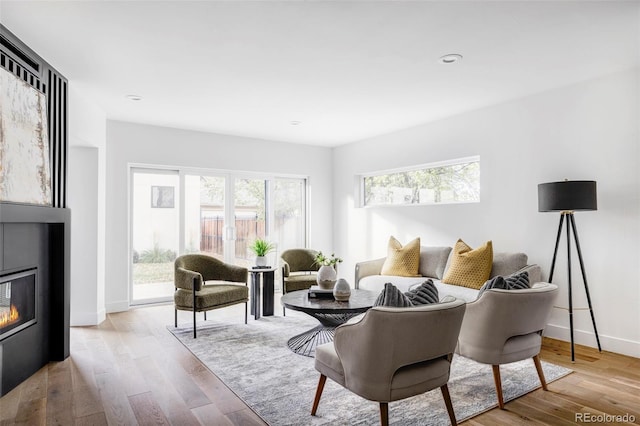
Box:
[355,246,542,302]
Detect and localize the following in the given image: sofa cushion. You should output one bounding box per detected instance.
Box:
[442,239,493,290]
[374,282,413,307]
[381,236,421,277]
[174,284,248,310]
[404,279,439,305]
[360,275,429,294]
[433,281,480,303]
[489,252,528,278]
[418,246,452,279]
[478,271,530,298]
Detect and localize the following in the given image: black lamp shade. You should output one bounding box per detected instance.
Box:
[538,180,597,212]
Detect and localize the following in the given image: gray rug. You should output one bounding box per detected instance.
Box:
[169,312,572,425]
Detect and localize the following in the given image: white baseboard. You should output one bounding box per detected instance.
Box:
[106,300,130,313]
[70,307,107,326]
[545,322,640,359]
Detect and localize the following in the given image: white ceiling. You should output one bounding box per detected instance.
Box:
[1,1,638,147]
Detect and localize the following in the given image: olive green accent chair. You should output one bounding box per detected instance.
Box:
[174,254,249,338]
[280,248,320,315]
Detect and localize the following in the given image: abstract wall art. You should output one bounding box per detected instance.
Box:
[0,66,51,206]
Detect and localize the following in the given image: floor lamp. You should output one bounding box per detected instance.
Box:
[538,180,602,362]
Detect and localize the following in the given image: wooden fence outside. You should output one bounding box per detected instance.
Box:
[200,217,266,259]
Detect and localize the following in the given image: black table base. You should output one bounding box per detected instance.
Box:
[287,312,362,357]
[287,325,335,357]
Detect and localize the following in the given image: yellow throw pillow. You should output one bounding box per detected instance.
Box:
[442,239,493,289]
[380,236,421,277]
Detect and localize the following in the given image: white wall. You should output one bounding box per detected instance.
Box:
[105,121,333,312]
[333,69,640,358]
[67,86,107,326]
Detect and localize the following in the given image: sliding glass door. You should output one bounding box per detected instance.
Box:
[234,177,267,267]
[272,178,306,249]
[130,167,307,305]
[130,168,180,303]
[185,174,226,260]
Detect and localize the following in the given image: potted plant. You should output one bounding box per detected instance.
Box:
[314,252,343,289]
[249,238,275,267]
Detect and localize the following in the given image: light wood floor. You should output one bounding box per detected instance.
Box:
[1,302,639,425]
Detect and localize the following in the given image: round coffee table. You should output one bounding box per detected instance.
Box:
[281,289,378,357]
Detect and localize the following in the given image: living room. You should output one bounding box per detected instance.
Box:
[0,1,638,425]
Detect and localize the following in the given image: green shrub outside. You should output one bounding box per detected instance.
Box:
[138,244,177,263]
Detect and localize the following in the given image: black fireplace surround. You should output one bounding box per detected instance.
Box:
[0,203,70,396]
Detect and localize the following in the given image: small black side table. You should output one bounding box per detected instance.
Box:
[248,267,277,320]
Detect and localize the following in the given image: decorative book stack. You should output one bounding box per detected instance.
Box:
[308,285,334,299]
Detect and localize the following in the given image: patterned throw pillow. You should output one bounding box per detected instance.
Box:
[380,236,421,277]
[374,283,414,307]
[405,279,439,305]
[477,271,530,298]
[442,239,493,289]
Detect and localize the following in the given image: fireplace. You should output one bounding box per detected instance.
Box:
[0,269,37,342]
[0,205,70,397]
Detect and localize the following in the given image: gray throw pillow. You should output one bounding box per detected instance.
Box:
[477,271,530,299]
[404,279,439,305]
[374,283,413,307]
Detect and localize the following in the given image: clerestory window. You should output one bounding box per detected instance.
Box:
[361,156,480,207]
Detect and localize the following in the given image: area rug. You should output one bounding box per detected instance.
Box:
[169,313,572,425]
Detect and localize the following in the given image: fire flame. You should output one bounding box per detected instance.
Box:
[0,304,20,328]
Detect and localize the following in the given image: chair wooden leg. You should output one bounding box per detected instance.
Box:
[379,402,389,426]
[311,374,327,416]
[492,365,504,409]
[533,355,548,391]
[204,311,207,321]
[174,308,177,328]
[440,384,457,425]
[245,302,248,324]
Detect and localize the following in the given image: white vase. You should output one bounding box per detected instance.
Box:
[255,256,267,267]
[317,265,337,289]
[333,278,351,301]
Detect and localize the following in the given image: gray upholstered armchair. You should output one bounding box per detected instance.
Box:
[174,254,249,338]
[456,283,559,409]
[280,248,320,314]
[312,298,467,426]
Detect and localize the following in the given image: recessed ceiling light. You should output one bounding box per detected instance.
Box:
[125,94,143,101]
[438,54,463,64]
[290,120,301,126]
